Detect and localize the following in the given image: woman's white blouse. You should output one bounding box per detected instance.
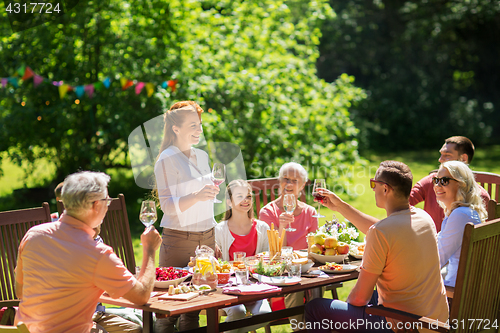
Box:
[154,146,216,232]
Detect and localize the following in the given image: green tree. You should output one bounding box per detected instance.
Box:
[1,0,366,193]
[318,0,500,151]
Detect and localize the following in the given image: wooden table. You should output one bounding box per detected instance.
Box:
[100,270,359,333]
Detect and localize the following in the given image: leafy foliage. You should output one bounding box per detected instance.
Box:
[0,0,365,192]
[318,0,500,151]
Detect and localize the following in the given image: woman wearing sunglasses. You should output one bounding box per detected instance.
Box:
[434,160,487,287]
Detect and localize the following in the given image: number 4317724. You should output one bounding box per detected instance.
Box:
[6,3,61,14]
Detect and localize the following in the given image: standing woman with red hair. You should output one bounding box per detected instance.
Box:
[154,101,219,332]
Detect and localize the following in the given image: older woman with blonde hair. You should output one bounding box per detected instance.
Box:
[434,160,487,287]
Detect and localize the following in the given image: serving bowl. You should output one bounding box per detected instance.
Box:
[309,252,348,264]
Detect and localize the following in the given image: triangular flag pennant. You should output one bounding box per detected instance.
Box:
[1,78,6,88]
[94,82,104,91]
[145,83,154,97]
[75,85,85,98]
[22,67,34,80]
[85,84,95,98]
[120,77,134,90]
[34,75,44,87]
[161,81,168,89]
[167,79,178,92]
[8,78,18,88]
[135,82,145,95]
[59,84,69,99]
[103,77,111,88]
[17,65,26,77]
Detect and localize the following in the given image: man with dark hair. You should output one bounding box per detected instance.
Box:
[410,136,489,231]
[304,161,448,333]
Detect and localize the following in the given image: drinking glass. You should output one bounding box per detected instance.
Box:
[312,179,326,218]
[139,200,157,229]
[235,268,249,285]
[211,163,226,203]
[288,263,302,278]
[283,194,296,232]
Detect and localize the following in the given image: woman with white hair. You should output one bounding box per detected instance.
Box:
[434,160,487,287]
[259,162,318,249]
[259,162,318,329]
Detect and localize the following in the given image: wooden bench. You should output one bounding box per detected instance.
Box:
[366,217,500,332]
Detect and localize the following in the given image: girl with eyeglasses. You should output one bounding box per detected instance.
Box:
[434,161,487,287]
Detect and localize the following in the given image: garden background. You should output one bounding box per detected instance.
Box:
[1,1,499,331]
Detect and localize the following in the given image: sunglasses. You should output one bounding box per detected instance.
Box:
[432,177,458,187]
[370,178,392,189]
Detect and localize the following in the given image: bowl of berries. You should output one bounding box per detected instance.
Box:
[155,267,191,288]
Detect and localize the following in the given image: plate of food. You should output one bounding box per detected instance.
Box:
[290,257,315,273]
[155,267,191,288]
[349,243,365,259]
[319,263,358,274]
[309,252,348,264]
[252,274,301,286]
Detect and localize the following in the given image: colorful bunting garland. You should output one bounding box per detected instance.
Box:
[0,65,178,100]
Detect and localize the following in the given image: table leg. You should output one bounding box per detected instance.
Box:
[206,308,219,333]
[305,286,322,301]
[143,310,153,333]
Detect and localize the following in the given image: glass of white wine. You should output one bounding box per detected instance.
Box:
[139,200,157,230]
[211,163,226,203]
[283,194,296,232]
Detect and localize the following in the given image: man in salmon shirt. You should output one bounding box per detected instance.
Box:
[15,171,161,333]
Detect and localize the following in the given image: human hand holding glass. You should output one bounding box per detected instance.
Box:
[283,194,296,232]
[312,179,326,218]
[211,163,225,203]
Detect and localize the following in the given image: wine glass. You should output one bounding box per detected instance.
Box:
[139,200,157,230]
[312,179,326,218]
[211,163,226,203]
[283,194,296,232]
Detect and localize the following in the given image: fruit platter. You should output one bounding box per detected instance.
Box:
[308,217,361,264]
[155,267,191,288]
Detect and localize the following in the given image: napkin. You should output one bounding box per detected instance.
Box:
[222,283,281,295]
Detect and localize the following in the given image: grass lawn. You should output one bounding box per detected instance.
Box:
[3,146,500,332]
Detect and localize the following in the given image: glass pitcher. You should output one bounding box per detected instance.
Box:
[192,245,218,288]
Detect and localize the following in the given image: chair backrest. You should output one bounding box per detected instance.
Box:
[0,204,51,301]
[473,171,500,202]
[450,218,500,331]
[0,322,30,333]
[57,194,136,272]
[247,178,310,219]
[487,199,499,221]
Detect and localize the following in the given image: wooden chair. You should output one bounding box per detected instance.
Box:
[487,199,500,221]
[0,203,51,303]
[366,218,500,333]
[0,322,30,333]
[247,177,309,219]
[473,170,500,202]
[57,194,136,272]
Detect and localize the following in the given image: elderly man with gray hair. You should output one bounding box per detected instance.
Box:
[14,171,161,333]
